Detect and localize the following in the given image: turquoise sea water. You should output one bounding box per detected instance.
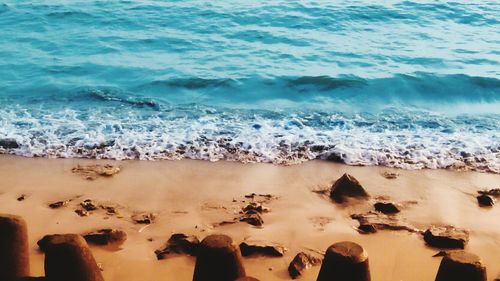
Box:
[0,1,499,172]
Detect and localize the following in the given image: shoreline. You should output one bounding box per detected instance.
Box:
[0,155,499,280]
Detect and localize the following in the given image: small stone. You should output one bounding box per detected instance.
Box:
[83,229,127,246]
[75,209,89,217]
[17,194,27,201]
[48,201,68,209]
[382,171,399,179]
[477,194,494,207]
[239,242,286,257]
[0,138,20,149]
[132,213,156,224]
[358,224,377,234]
[80,199,98,211]
[288,252,322,279]
[374,202,400,214]
[240,213,263,227]
[423,226,469,249]
[330,173,369,203]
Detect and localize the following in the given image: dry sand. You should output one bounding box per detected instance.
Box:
[0,155,499,281]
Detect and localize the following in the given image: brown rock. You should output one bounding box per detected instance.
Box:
[288,252,322,279]
[374,202,400,214]
[351,212,419,233]
[74,209,89,217]
[83,229,127,246]
[155,233,200,260]
[424,226,469,249]
[48,201,68,209]
[80,199,98,211]
[240,213,263,227]
[239,242,286,257]
[476,194,494,207]
[330,174,369,203]
[132,213,156,224]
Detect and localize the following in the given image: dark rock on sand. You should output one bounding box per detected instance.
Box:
[477,194,494,207]
[155,233,200,260]
[242,202,269,214]
[17,194,27,201]
[83,229,127,246]
[48,201,68,209]
[374,202,400,214]
[75,209,89,217]
[288,252,322,279]
[330,173,369,203]
[239,242,286,257]
[423,226,469,249]
[132,213,156,224]
[240,213,264,227]
[0,138,19,149]
[80,199,98,211]
[351,212,419,233]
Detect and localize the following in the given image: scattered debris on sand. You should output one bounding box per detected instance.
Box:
[72,164,121,180]
[309,216,334,231]
[330,173,369,203]
[288,252,323,279]
[155,233,200,260]
[239,242,286,257]
[423,226,469,249]
[132,212,156,224]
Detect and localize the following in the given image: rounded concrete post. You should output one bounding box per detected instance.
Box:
[317,241,370,281]
[193,234,245,281]
[435,251,486,281]
[43,234,104,281]
[0,214,30,280]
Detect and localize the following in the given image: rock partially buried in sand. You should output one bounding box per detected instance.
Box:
[0,214,30,280]
[239,242,286,257]
[239,213,264,227]
[83,229,127,246]
[48,201,68,209]
[435,251,486,281]
[155,233,200,260]
[476,194,494,207]
[351,212,419,234]
[80,199,98,211]
[132,213,156,224]
[193,234,246,281]
[374,202,400,214]
[330,174,369,203]
[317,241,371,281]
[72,164,120,180]
[288,252,322,279]
[424,226,469,249]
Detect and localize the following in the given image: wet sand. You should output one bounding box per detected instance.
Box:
[0,155,499,280]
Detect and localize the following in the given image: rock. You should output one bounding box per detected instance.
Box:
[382,171,399,179]
[423,226,469,249]
[239,242,286,257]
[80,200,98,211]
[242,202,269,214]
[132,213,156,224]
[0,138,19,149]
[155,233,200,260]
[351,212,419,233]
[74,209,89,217]
[48,201,68,209]
[374,202,400,214]
[83,229,127,246]
[476,194,494,207]
[330,174,369,203]
[478,188,500,197]
[240,213,263,227]
[288,252,322,279]
[17,194,27,201]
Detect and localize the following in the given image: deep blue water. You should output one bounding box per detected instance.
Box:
[0,1,499,172]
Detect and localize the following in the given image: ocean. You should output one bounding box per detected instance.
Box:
[0,1,498,172]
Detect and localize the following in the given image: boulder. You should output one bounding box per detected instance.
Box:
[374,202,400,214]
[0,138,19,149]
[476,194,494,207]
[155,233,200,260]
[423,226,469,249]
[239,242,286,257]
[330,174,369,203]
[288,252,322,279]
[83,229,127,246]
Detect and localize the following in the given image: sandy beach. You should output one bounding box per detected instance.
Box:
[0,155,499,280]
